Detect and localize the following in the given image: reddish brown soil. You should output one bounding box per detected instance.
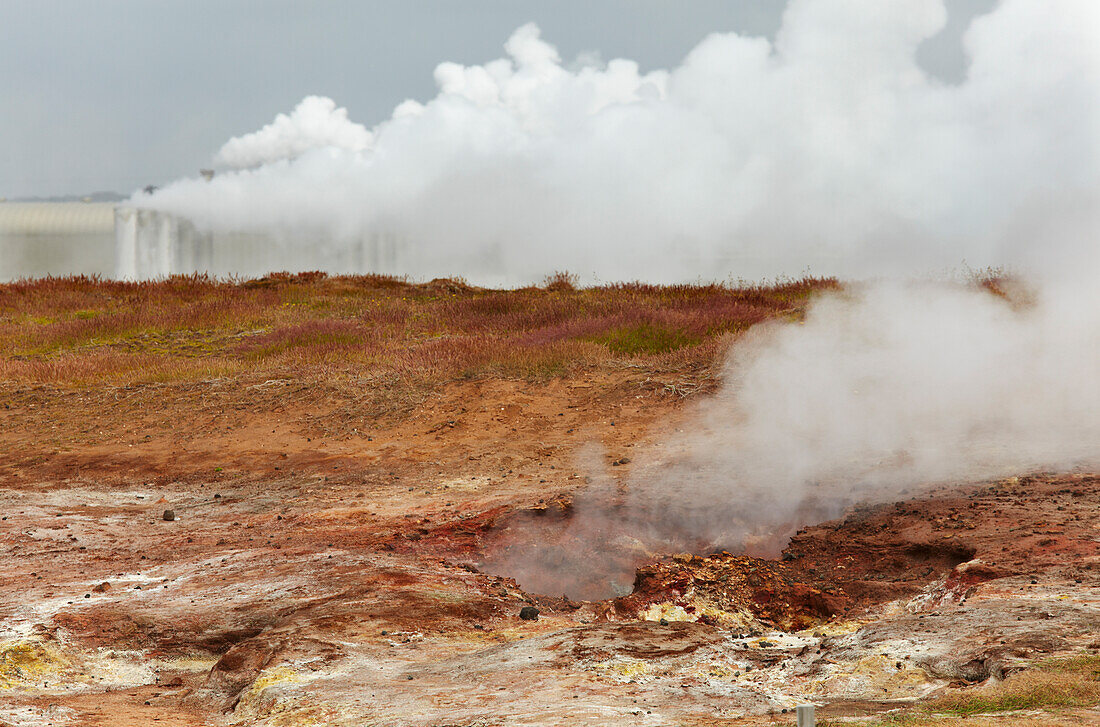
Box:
[1,370,1097,725]
[618,473,1099,629]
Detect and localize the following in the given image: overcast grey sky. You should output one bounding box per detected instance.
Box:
[0,0,995,198]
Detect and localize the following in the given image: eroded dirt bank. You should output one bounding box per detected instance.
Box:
[1,373,1098,726]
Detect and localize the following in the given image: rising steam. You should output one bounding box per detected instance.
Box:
[214,96,373,170]
[482,277,1100,599]
[138,0,1097,284]
[136,0,1098,598]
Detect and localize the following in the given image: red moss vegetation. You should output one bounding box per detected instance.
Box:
[0,272,839,390]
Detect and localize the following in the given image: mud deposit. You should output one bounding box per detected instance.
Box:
[1,375,1098,726]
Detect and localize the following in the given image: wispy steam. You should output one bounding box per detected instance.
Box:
[639,278,1100,535]
[485,278,1100,598]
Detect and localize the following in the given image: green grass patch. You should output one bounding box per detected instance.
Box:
[242,332,365,361]
[591,322,701,355]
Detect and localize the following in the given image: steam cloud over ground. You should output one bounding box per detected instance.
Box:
[139,0,1098,597]
[140,0,1097,284]
[484,278,1100,598]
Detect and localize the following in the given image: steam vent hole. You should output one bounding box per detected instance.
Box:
[475,497,980,631]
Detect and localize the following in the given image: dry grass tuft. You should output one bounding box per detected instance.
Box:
[819,715,1093,727]
[934,672,1100,715]
[812,652,1100,727]
[1036,652,1100,679]
[543,271,579,292]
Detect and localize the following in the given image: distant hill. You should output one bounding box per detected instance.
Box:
[4,191,127,203]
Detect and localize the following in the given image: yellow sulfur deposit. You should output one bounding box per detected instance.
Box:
[0,639,69,689]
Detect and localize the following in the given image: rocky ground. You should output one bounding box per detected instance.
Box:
[1,364,1098,725]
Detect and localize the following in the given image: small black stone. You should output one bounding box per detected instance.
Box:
[162,509,176,521]
[519,606,540,621]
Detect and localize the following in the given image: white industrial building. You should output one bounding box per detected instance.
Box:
[0,202,117,281]
[1,202,401,282]
[2,201,749,285]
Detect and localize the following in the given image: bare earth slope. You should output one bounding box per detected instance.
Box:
[0,276,1097,726]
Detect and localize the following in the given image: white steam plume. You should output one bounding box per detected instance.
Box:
[637,279,1100,541]
[139,0,1098,284]
[214,96,373,169]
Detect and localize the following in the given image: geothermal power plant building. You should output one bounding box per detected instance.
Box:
[113,209,402,280]
[4,201,756,284]
[0,202,401,282]
[113,208,214,280]
[0,202,117,281]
